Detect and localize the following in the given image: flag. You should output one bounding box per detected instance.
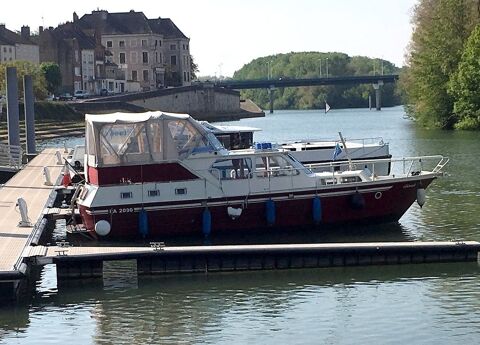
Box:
[332,143,342,160]
[325,102,331,114]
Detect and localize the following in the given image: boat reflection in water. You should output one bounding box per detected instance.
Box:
[73,111,448,239]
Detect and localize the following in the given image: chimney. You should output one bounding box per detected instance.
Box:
[73,12,79,22]
[21,26,30,39]
[0,24,5,31]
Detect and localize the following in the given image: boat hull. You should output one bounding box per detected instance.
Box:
[78,177,435,239]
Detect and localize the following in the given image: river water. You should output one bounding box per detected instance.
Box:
[1,106,479,344]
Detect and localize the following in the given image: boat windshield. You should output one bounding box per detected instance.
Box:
[87,113,223,166]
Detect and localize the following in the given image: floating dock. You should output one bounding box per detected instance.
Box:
[27,241,480,279]
[0,148,67,298]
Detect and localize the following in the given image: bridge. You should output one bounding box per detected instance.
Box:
[214,74,399,113]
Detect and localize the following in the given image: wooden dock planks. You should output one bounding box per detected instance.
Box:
[0,148,67,273]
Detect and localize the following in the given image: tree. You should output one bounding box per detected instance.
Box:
[448,25,480,129]
[401,0,480,128]
[40,62,62,95]
[0,61,47,100]
[190,55,199,80]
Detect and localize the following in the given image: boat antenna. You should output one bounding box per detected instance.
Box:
[338,132,353,170]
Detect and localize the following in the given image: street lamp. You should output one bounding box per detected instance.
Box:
[267,60,273,80]
[326,58,329,78]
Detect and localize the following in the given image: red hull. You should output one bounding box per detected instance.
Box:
[78,177,435,239]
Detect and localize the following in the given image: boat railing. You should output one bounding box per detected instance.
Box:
[0,143,23,170]
[202,155,448,196]
[280,136,386,148]
[305,155,448,177]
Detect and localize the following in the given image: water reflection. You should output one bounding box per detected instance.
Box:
[1,263,479,345]
[3,107,476,344]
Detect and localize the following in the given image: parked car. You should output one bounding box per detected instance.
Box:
[74,90,90,99]
[100,88,113,96]
[58,93,74,101]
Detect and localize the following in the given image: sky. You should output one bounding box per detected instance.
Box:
[1,0,418,77]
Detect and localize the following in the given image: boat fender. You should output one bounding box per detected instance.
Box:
[95,220,111,236]
[312,196,322,224]
[350,191,365,210]
[227,206,242,220]
[202,208,212,237]
[417,188,426,208]
[266,199,276,226]
[62,170,72,187]
[138,209,149,238]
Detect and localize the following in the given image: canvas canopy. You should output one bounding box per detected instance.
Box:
[85,111,223,167]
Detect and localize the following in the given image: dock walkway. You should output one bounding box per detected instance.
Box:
[0,148,66,278]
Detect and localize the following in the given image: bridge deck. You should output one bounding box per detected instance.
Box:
[0,148,66,273]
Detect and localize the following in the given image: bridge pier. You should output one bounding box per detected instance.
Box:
[268,86,275,114]
[372,81,384,111]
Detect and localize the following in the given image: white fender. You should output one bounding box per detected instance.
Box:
[227,207,242,220]
[95,220,111,236]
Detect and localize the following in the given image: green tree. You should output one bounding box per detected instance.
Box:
[448,25,480,129]
[40,62,62,95]
[190,55,199,80]
[0,61,47,100]
[401,0,480,128]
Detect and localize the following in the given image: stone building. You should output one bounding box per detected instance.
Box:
[37,10,191,94]
[76,10,191,91]
[0,25,39,64]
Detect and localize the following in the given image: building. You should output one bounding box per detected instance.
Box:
[0,25,39,64]
[38,23,124,94]
[76,10,191,91]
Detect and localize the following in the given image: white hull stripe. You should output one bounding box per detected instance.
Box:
[86,185,393,215]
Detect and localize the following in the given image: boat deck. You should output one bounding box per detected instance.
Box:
[0,148,67,275]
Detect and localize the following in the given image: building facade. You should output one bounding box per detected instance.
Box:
[0,25,39,64]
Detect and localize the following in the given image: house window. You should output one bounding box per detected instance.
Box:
[142,51,148,64]
[119,40,125,48]
[141,39,147,47]
[143,70,149,81]
[170,56,176,65]
[158,40,162,47]
[131,51,138,64]
[132,70,138,81]
[106,41,113,48]
[184,71,187,82]
[119,53,126,64]
[74,67,81,76]
[170,44,176,50]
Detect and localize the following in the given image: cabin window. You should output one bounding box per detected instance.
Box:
[255,155,299,178]
[340,176,361,183]
[148,190,160,197]
[210,158,252,180]
[121,192,133,199]
[175,188,187,195]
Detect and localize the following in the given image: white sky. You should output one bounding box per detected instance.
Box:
[1,0,418,77]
